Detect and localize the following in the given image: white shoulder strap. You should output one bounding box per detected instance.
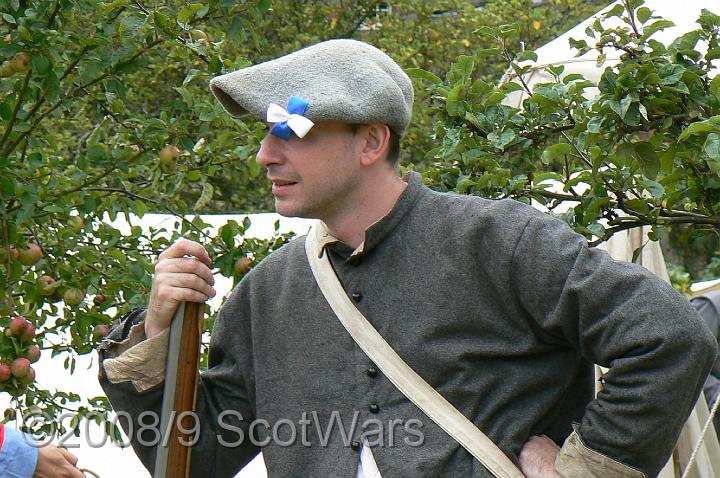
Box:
[305,224,525,478]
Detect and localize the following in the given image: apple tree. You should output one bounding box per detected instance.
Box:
[411,0,720,265]
[0,0,633,440]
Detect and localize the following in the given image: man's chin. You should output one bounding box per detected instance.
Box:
[274,201,317,220]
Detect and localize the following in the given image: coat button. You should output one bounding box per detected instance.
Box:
[351,292,362,302]
[366,366,378,377]
[351,440,361,451]
[369,403,380,414]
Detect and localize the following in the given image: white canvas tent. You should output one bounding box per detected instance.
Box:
[505,0,719,107]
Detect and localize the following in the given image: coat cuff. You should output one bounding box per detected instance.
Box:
[102,321,170,393]
[555,430,647,478]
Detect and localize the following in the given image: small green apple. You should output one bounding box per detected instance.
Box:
[234,257,252,275]
[18,244,43,266]
[159,145,181,172]
[11,52,30,73]
[63,288,85,307]
[67,216,85,233]
[36,275,58,296]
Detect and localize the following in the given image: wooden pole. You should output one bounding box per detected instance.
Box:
[154,301,203,478]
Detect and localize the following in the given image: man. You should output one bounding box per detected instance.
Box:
[98,39,716,478]
[0,423,85,478]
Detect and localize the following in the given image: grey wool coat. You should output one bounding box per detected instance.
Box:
[98,171,717,478]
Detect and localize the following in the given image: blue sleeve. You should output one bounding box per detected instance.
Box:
[0,426,39,478]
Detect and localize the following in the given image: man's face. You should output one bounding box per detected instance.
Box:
[256,120,364,220]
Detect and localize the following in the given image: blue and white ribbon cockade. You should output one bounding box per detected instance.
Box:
[266,96,314,141]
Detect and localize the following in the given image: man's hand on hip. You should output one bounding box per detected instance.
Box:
[519,435,563,478]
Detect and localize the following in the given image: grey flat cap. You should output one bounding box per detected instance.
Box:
[209,39,414,137]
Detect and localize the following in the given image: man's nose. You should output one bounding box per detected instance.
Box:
[256,131,284,168]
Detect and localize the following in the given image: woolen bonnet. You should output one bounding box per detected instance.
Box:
[209,39,414,137]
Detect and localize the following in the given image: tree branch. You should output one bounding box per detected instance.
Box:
[84,187,231,253]
[0,70,32,154]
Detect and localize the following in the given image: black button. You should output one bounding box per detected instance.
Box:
[351,440,361,451]
[366,366,378,377]
[351,292,362,302]
[369,403,380,414]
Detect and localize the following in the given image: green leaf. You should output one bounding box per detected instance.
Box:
[182,68,204,86]
[607,99,623,118]
[586,116,604,133]
[0,176,15,198]
[476,48,502,58]
[153,11,179,37]
[487,130,515,150]
[658,64,685,85]
[541,143,572,164]
[470,78,493,98]
[502,82,524,93]
[227,16,244,40]
[446,84,463,117]
[121,14,146,35]
[704,133,720,160]
[595,53,606,68]
[664,81,689,95]
[587,222,605,239]
[568,37,589,53]
[30,56,51,75]
[193,182,214,211]
[517,50,537,63]
[678,116,720,141]
[562,73,585,84]
[0,102,11,121]
[634,142,660,179]
[474,26,498,38]
[455,176,475,193]
[699,9,720,30]
[173,86,194,107]
[603,4,624,19]
[177,4,204,24]
[631,244,646,263]
[644,178,665,199]
[625,199,651,214]
[636,7,652,24]
[671,31,700,52]
[131,200,148,218]
[710,76,720,98]
[619,95,635,119]
[209,56,223,74]
[86,144,108,163]
[2,13,16,24]
[448,55,475,84]
[639,20,675,42]
[406,68,442,84]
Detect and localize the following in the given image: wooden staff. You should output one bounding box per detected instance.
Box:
[153,301,203,478]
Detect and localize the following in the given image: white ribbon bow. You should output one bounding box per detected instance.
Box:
[266,103,315,138]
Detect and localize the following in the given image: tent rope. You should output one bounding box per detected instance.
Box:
[681,394,720,478]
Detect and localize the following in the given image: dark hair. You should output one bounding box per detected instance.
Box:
[349,124,401,166]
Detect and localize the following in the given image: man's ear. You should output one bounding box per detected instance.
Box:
[359,123,392,167]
